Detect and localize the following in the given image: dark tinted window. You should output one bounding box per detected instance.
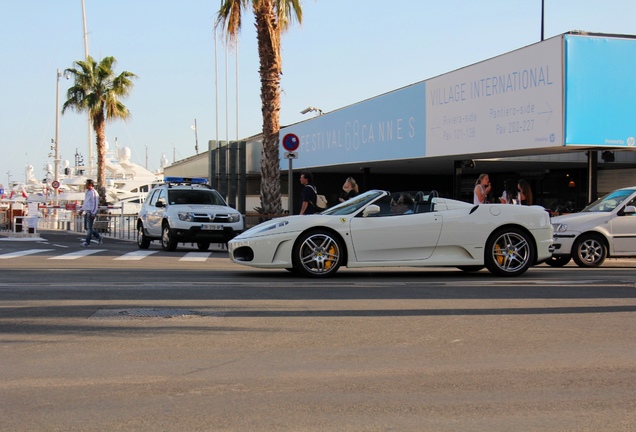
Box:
[168,190,226,206]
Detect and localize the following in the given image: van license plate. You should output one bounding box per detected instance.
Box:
[201,224,222,230]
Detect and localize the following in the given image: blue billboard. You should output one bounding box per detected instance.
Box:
[280,82,427,170]
[564,35,636,147]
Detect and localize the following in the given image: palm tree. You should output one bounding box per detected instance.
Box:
[62,56,137,205]
[216,0,303,216]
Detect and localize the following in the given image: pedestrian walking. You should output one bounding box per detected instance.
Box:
[299,172,317,215]
[80,179,103,247]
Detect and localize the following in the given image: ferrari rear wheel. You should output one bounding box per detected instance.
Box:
[485,227,534,276]
[292,230,344,278]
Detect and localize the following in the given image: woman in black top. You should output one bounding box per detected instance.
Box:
[518,179,533,206]
[339,177,359,203]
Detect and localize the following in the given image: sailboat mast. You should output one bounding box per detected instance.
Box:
[81,0,94,175]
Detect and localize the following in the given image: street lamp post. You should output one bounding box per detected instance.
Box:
[54,69,62,206]
[192,119,199,154]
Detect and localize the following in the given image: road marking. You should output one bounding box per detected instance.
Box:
[49,249,106,260]
[114,251,158,261]
[179,252,211,262]
[0,249,54,259]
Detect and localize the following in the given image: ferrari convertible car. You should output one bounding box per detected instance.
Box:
[228,190,554,277]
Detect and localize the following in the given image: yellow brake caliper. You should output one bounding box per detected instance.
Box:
[325,244,336,269]
[495,244,504,265]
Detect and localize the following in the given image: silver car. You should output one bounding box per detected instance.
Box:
[549,187,636,267]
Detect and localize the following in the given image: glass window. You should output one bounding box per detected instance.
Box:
[168,190,226,206]
[148,190,159,206]
[156,189,167,207]
[583,189,636,212]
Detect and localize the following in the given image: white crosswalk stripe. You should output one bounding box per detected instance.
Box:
[0,248,218,262]
[114,251,159,261]
[49,249,106,260]
[179,252,212,262]
[0,249,54,259]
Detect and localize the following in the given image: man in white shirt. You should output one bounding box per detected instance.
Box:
[80,179,103,247]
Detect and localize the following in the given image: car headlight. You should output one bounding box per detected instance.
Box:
[178,212,195,222]
[227,213,241,223]
[552,223,568,232]
[245,220,289,236]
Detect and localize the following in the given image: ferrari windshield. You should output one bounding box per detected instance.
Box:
[320,190,387,215]
[582,189,636,213]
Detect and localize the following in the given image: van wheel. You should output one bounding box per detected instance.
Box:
[161,223,178,251]
[137,224,151,249]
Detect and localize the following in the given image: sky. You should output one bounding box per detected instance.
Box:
[2,0,636,188]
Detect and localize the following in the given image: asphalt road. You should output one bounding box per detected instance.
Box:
[1,231,635,431]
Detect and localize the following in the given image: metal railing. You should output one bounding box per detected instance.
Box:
[34,208,284,241]
[37,207,139,241]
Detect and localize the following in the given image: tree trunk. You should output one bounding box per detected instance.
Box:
[255,0,283,216]
[93,111,108,207]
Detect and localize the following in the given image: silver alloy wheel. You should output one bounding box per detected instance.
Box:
[573,235,606,267]
[294,231,343,277]
[137,224,150,249]
[485,228,533,276]
[161,224,177,251]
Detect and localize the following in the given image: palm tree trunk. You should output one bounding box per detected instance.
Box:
[255,0,283,216]
[93,112,107,206]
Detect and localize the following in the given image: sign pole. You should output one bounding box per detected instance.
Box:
[281,133,300,216]
[288,158,293,215]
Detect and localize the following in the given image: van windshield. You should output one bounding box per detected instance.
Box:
[168,190,226,206]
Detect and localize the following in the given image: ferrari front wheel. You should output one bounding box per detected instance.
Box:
[292,230,344,278]
[485,227,534,276]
